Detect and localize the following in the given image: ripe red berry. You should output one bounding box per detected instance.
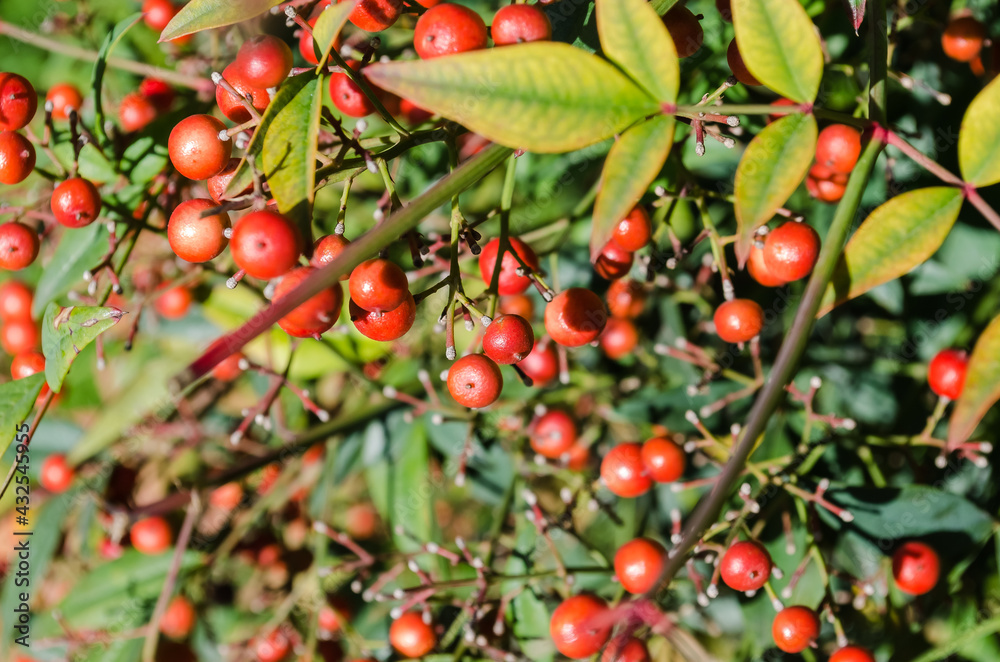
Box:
[594,242,634,281]
[927,348,968,400]
[1,318,39,355]
[662,6,703,58]
[216,63,272,123]
[641,436,685,483]
[0,72,38,131]
[892,541,940,595]
[518,340,558,386]
[942,16,986,63]
[39,453,73,493]
[207,158,251,203]
[0,222,39,271]
[389,611,436,658]
[498,293,534,320]
[349,258,410,313]
[154,285,193,320]
[447,353,503,408]
[530,409,577,459]
[549,594,611,660]
[51,177,102,228]
[720,540,773,592]
[772,606,820,653]
[160,595,196,639]
[816,124,862,174]
[713,299,764,344]
[566,442,590,471]
[762,222,820,283]
[606,279,645,319]
[414,3,489,59]
[399,97,434,125]
[600,317,639,360]
[492,4,552,46]
[483,314,534,364]
[727,39,760,86]
[168,114,233,181]
[318,605,342,633]
[545,287,608,348]
[479,237,539,296]
[118,92,158,133]
[767,97,798,123]
[212,353,246,382]
[236,35,294,89]
[131,516,173,554]
[601,442,652,498]
[138,78,175,111]
[311,234,351,276]
[614,537,665,594]
[45,83,83,121]
[273,266,343,338]
[167,198,231,263]
[229,210,303,280]
[341,0,404,32]
[0,280,33,321]
[142,0,178,32]
[830,645,877,662]
[612,206,651,252]
[602,638,651,662]
[330,64,375,118]
[806,165,848,203]
[0,130,37,184]
[11,350,44,380]
[747,243,787,287]
[298,17,323,65]
[255,629,291,662]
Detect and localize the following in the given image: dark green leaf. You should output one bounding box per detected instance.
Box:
[32,222,110,318]
[92,13,143,149]
[0,374,44,460]
[41,304,125,394]
[160,0,284,41]
[949,313,1000,445]
[596,0,679,103]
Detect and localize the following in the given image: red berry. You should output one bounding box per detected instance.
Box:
[345,502,379,539]
[138,78,175,111]
[612,206,651,252]
[212,353,246,382]
[0,280,33,321]
[830,645,877,662]
[602,638,651,662]
[600,317,639,360]
[142,0,178,32]
[747,243,787,287]
[641,436,685,483]
[492,4,552,46]
[399,97,434,125]
[131,516,173,555]
[719,540,772,592]
[168,114,233,181]
[160,595,196,639]
[216,63,272,124]
[167,199,231,263]
[11,350,44,380]
[447,353,503,408]
[39,453,73,493]
[614,537,665,594]
[727,39,760,86]
[601,442,652,498]
[518,340,558,386]
[340,0,404,32]
[594,242,634,281]
[414,3,489,59]
[768,97,798,123]
[771,606,820,653]
[207,158,251,203]
[0,72,38,131]
[236,35,294,89]
[273,266,343,338]
[892,541,940,595]
[806,167,847,203]
[483,314,534,364]
[549,594,611,660]
[349,258,410,313]
[606,279,645,319]
[318,605,342,633]
[229,210,303,280]
[713,299,764,343]
[255,629,291,662]
[45,83,83,121]
[927,348,968,400]
[0,130,36,185]
[479,237,539,296]
[530,409,577,459]
[210,481,244,509]
[0,222,39,270]
[662,7,703,58]
[155,286,193,320]
[298,17,323,65]
[1,318,39,354]
[329,63,376,118]
[311,234,351,277]
[498,293,534,320]
[762,222,820,283]
[118,92,158,133]
[389,612,436,658]
[51,177,102,228]
[816,124,862,174]
[566,442,590,471]
[545,288,608,348]
[942,16,986,63]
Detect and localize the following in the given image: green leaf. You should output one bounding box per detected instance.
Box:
[160,0,283,41]
[312,0,358,71]
[959,75,1000,188]
[365,43,660,153]
[41,304,126,394]
[949,313,1000,445]
[650,0,681,14]
[733,113,817,265]
[52,143,117,183]
[92,13,143,149]
[0,374,44,460]
[595,0,679,103]
[32,222,110,318]
[909,615,1000,662]
[591,115,674,261]
[818,187,963,316]
[732,0,824,102]
[261,76,323,239]
[388,417,435,554]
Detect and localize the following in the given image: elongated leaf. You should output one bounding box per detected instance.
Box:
[732,0,823,102]
[596,0,679,103]
[41,304,126,394]
[313,0,358,70]
[0,374,44,460]
[733,113,816,265]
[262,76,323,242]
[949,313,1000,445]
[650,0,682,14]
[591,115,674,261]
[365,43,660,153]
[32,223,110,318]
[92,13,143,149]
[388,416,436,555]
[160,0,283,41]
[818,187,963,316]
[959,76,1000,188]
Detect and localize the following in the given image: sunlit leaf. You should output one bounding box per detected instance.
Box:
[41,304,126,394]
[160,0,283,41]
[959,75,1000,188]
[596,0,679,103]
[313,0,358,70]
[949,313,1000,446]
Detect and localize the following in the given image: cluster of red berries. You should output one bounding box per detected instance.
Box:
[0,73,41,272]
[807,124,862,204]
[595,205,651,281]
[119,77,176,133]
[414,2,552,60]
[600,278,645,360]
[0,280,54,408]
[600,435,685,498]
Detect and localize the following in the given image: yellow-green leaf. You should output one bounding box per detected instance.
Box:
[0,374,44,460]
[41,304,126,393]
[732,0,824,102]
[959,76,1000,188]
[734,113,816,265]
[313,0,358,71]
[365,42,660,154]
[591,115,675,261]
[596,0,679,103]
[818,187,964,316]
[160,0,283,41]
[949,313,1000,445]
